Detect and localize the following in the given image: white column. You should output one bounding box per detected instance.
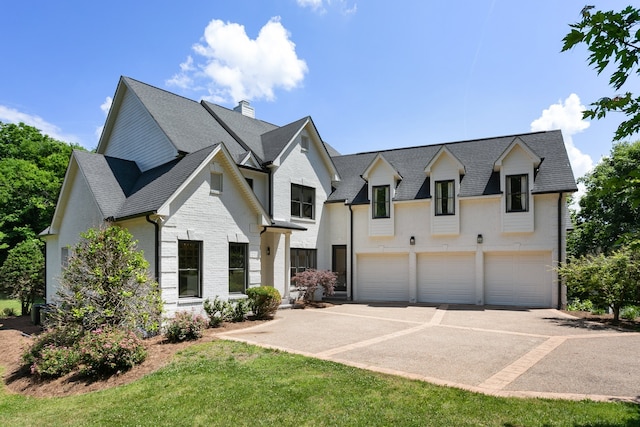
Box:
[284,232,291,300]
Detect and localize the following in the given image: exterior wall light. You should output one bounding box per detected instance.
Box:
[267,246,271,255]
[477,234,483,244]
[410,236,415,245]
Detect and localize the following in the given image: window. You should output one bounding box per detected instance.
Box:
[61,247,69,269]
[291,184,315,219]
[229,243,248,293]
[290,248,317,277]
[179,240,201,298]
[372,185,390,218]
[435,180,455,215]
[506,174,528,212]
[301,135,310,151]
[211,172,223,193]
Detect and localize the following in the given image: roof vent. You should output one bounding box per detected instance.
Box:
[233,100,255,118]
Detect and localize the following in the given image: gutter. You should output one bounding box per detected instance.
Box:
[557,192,563,310]
[146,215,160,283]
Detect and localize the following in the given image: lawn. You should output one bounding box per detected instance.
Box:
[0,340,637,427]
[0,294,20,316]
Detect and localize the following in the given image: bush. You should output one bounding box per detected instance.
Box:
[229,298,250,322]
[164,311,208,342]
[567,298,594,312]
[0,238,44,315]
[246,286,281,319]
[291,269,337,302]
[2,307,17,317]
[620,305,640,320]
[78,326,147,376]
[23,326,83,378]
[203,297,231,327]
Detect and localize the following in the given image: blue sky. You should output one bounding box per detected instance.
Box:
[1,0,635,185]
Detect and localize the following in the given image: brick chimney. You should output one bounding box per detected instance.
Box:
[233,100,255,118]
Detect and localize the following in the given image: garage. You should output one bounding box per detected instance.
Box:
[356,253,409,301]
[484,252,553,307]
[417,252,476,304]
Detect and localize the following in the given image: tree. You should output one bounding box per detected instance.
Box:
[568,140,640,257]
[562,5,640,141]
[0,121,81,264]
[559,245,640,321]
[0,238,44,315]
[50,225,163,336]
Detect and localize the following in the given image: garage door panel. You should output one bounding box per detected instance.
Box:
[357,254,409,301]
[485,252,552,307]
[418,252,475,304]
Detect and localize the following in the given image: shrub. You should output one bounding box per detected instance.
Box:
[0,238,44,315]
[78,326,147,376]
[2,306,17,317]
[23,326,83,378]
[566,298,594,312]
[51,225,163,336]
[620,305,640,320]
[203,297,231,327]
[246,286,281,319]
[164,311,208,342]
[229,298,250,322]
[291,269,337,302]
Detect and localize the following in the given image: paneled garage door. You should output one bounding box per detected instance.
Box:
[417,252,476,304]
[357,253,409,301]
[484,252,553,307]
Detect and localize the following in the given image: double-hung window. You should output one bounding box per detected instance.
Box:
[229,243,248,293]
[178,240,202,298]
[291,184,315,219]
[506,174,528,212]
[372,185,390,218]
[435,180,455,215]
[290,248,317,277]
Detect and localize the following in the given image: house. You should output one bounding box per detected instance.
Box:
[42,77,577,315]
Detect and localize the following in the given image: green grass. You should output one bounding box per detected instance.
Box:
[1,341,637,426]
[0,295,21,316]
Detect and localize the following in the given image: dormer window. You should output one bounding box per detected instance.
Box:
[506,174,528,212]
[372,185,390,218]
[435,180,455,215]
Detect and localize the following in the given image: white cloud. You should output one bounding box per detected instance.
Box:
[297,0,357,15]
[167,17,308,103]
[100,96,113,115]
[531,94,594,205]
[0,104,79,143]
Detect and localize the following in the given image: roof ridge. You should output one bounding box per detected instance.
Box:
[339,130,558,158]
[122,76,203,106]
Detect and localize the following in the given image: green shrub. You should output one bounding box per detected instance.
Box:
[246,286,281,319]
[30,344,80,378]
[78,326,147,376]
[567,298,594,312]
[2,306,17,317]
[229,298,249,322]
[620,305,640,320]
[203,297,231,327]
[164,311,208,342]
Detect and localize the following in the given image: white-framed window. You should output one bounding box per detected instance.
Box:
[372,185,390,218]
[210,172,223,194]
[435,180,455,215]
[506,174,528,212]
[178,240,202,298]
[291,184,315,219]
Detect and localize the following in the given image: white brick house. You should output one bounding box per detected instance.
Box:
[42,77,577,314]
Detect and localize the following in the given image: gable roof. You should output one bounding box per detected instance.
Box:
[328,130,577,204]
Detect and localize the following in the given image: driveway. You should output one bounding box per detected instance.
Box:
[221,303,640,402]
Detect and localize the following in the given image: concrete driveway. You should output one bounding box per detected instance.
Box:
[221,303,640,402]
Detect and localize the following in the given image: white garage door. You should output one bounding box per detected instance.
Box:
[417,252,475,304]
[357,254,409,301]
[485,252,552,307]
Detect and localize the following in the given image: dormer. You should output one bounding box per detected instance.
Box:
[494,137,541,233]
[361,153,402,237]
[424,146,465,235]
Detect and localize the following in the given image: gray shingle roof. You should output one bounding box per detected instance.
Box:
[328,130,577,204]
[122,78,246,160]
[261,117,309,162]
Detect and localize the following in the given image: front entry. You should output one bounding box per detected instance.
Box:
[332,245,347,292]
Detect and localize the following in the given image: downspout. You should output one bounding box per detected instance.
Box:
[268,168,273,217]
[146,215,160,283]
[348,202,354,301]
[557,192,563,310]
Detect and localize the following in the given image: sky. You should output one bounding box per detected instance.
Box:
[1,0,636,191]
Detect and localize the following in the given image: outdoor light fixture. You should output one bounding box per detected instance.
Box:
[267,246,271,255]
[477,234,483,244]
[410,236,415,245]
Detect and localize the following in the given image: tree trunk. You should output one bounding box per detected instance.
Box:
[613,304,620,322]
